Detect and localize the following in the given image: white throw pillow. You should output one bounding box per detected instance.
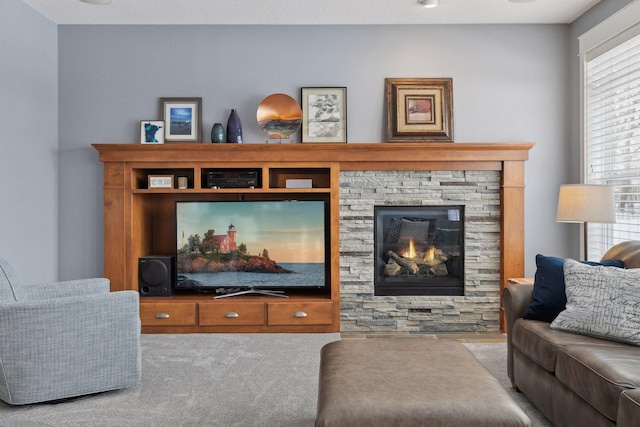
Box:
[550,258,640,346]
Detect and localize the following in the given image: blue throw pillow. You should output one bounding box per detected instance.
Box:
[522,254,624,322]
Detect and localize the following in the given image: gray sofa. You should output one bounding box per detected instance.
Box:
[503,241,640,427]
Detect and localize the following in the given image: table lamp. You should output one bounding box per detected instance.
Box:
[556,184,616,260]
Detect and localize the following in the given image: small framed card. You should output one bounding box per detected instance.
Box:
[148,175,174,189]
[140,120,165,144]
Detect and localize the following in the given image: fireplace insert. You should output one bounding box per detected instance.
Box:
[374,205,464,296]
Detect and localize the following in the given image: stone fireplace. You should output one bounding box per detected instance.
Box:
[340,170,502,333]
[374,205,465,297]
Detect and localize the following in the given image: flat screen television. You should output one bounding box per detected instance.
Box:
[175,200,328,296]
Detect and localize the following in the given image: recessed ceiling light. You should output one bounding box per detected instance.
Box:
[80,0,112,5]
[508,0,536,3]
[418,0,438,8]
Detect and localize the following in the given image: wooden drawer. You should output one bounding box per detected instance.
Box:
[199,302,266,326]
[267,301,334,326]
[140,302,197,326]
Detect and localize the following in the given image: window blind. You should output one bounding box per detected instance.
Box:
[584,31,640,260]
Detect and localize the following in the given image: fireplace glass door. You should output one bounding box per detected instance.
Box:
[374,205,464,296]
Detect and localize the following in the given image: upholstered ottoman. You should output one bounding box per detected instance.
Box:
[315,339,531,427]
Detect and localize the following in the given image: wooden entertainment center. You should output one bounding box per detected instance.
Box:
[94,142,533,333]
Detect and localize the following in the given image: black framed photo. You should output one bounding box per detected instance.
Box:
[385,78,453,142]
[159,97,202,142]
[140,120,165,144]
[301,87,347,143]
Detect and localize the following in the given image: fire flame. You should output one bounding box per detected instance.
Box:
[424,245,436,262]
[403,239,417,258]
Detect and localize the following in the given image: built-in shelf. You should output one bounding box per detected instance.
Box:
[94,142,533,332]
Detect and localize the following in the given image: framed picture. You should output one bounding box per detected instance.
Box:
[148,175,174,189]
[159,97,202,142]
[385,78,453,142]
[140,120,165,144]
[301,87,347,143]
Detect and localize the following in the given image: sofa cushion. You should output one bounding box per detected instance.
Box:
[551,259,640,346]
[555,344,640,422]
[522,255,623,323]
[511,318,620,373]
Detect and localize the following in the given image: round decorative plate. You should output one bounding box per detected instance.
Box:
[257,93,302,139]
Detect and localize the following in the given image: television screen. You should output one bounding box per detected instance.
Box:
[175,200,327,293]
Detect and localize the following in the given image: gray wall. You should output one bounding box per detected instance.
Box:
[0,0,58,283]
[58,24,573,279]
[5,0,626,282]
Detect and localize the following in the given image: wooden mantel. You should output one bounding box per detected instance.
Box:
[95,142,531,167]
[94,142,533,332]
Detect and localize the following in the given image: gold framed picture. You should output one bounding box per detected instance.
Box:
[385,78,453,142]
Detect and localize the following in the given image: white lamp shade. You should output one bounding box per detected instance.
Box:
[556,184,616,223]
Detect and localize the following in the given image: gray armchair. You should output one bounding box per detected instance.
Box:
[0,258,141,405]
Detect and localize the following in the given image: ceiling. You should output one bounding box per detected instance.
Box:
[21,0,601,25]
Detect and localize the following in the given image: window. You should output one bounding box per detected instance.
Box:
[580,2,640,260]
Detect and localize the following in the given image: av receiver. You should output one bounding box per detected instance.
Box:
[205,169,260,189]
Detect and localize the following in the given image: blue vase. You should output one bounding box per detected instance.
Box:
[211,123,225,143]
[226,109,243,144]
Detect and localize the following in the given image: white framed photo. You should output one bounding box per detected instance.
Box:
[140,120,165,144]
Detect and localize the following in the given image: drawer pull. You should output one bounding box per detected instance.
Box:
[224,312,240,318]
[155,312,170,319]
[294,311,308,318]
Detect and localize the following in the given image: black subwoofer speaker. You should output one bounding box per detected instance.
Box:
[138,256,174,297]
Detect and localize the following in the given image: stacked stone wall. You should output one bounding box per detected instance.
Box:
[339,170,502,333]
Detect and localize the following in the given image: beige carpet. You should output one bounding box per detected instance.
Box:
[0,334,550,427]
[463,342,551,427]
